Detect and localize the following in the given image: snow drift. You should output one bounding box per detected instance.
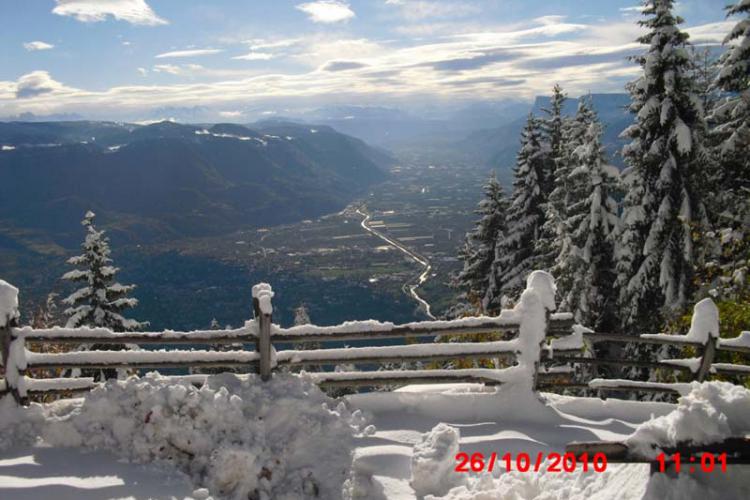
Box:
[2,372,371,500]
[627,381,750,457]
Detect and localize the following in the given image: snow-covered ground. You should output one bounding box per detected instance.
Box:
[0,447,195,500]
[347,384,669,499]
[1,379,749,499]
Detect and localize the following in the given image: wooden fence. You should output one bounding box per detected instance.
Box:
[1,274,748,405]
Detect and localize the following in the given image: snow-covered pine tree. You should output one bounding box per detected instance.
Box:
[31,293,61,329]
[291,304,322,373]
[62,211,146,380]
[541,84,567,192]
[494,115,548,300]
[553,105,621,331]
[191,319,244,376]
[535,85,569,271]
[689,46,721,115]
[706,0,750,299]
[541,99,596,299]
[63,211,146,332]
[616,0,708,335]
[454,173,509,314]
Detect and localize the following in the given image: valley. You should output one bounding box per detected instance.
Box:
[156,153,495,327]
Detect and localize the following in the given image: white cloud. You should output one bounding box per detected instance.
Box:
[137,67,148,76]
[685,21,734,45]
[385,0,479,21]
[52,0,167,26]
[152,64,183,75]
[619,5,646,14]
[233,52,275,61]
[23,41,55,51]
[219,110,243,118]
[14,71,66,99]
[155,49,223,59]
[0,18,731,116]
[296,1,355,24]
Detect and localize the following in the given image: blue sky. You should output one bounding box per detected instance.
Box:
[0,0,735,121]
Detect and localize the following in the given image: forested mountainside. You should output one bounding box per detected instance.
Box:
[0,120,392,248]
[458,93,632,174]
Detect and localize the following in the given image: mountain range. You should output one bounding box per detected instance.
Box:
[0,120,392,250]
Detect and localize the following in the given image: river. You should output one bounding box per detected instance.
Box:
[356,207,436,319]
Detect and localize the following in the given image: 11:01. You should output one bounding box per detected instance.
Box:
[655,453,728,473]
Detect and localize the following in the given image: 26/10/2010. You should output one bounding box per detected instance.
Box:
[454,452,608,474]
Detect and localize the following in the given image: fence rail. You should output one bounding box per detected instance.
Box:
[1,275,748,404]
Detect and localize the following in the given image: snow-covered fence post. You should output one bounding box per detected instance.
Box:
[515,271,556,391]
[252,283,275,381]
[0,280,25,404]
[691,298,720,382]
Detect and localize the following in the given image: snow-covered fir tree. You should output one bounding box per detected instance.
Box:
[494,115,548,299]
[689,46,721,115]
[616,0,708,334]
[541,84,567,189]
[454,173,509,314]
[291,304,322,373]
[705,0,750,299]
[62,211,146,380]
[553,105,621,331]
[31,293,61,329]
[62,211,146,332]
[535,85,569,271]
[540,99,594,293]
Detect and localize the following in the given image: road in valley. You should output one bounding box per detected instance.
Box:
[356,207,436,319]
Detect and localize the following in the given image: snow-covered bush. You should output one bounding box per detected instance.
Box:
[627,381,750,457]
[42,373,369,499]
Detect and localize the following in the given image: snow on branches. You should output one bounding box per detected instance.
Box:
[62,211,146,332]
[616,0,707,332]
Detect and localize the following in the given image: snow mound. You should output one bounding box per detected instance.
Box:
[627,381,750,458]
[0,395,45,450]
[0,279,19,326]
[410,423,466,497]
[39,373,369,499]
[684,298,719,343]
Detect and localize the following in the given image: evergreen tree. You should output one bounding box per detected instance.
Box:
[62,211,146,332]
[291,304,322,374]
[62,211,146,381]
[541,99,596,295]
[706,0,750,299]
[31,293,61,329]
[554,108,621,330]
[191,319,245,376]
[494,115,548,299]
[535,85,570,271]
[454,173,509,313]
[689,46,721,114]
[541,84,568,194]
[616,0,707,334]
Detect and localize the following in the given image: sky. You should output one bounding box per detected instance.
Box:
[0,0,736,121]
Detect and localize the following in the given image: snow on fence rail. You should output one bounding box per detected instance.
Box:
[1,274,748,404]
[0,273,573,403]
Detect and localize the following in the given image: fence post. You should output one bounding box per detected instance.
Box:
[517,271,557,391]
[0,280,24,404]
[692,298,720,383]
[252,283,274,381]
